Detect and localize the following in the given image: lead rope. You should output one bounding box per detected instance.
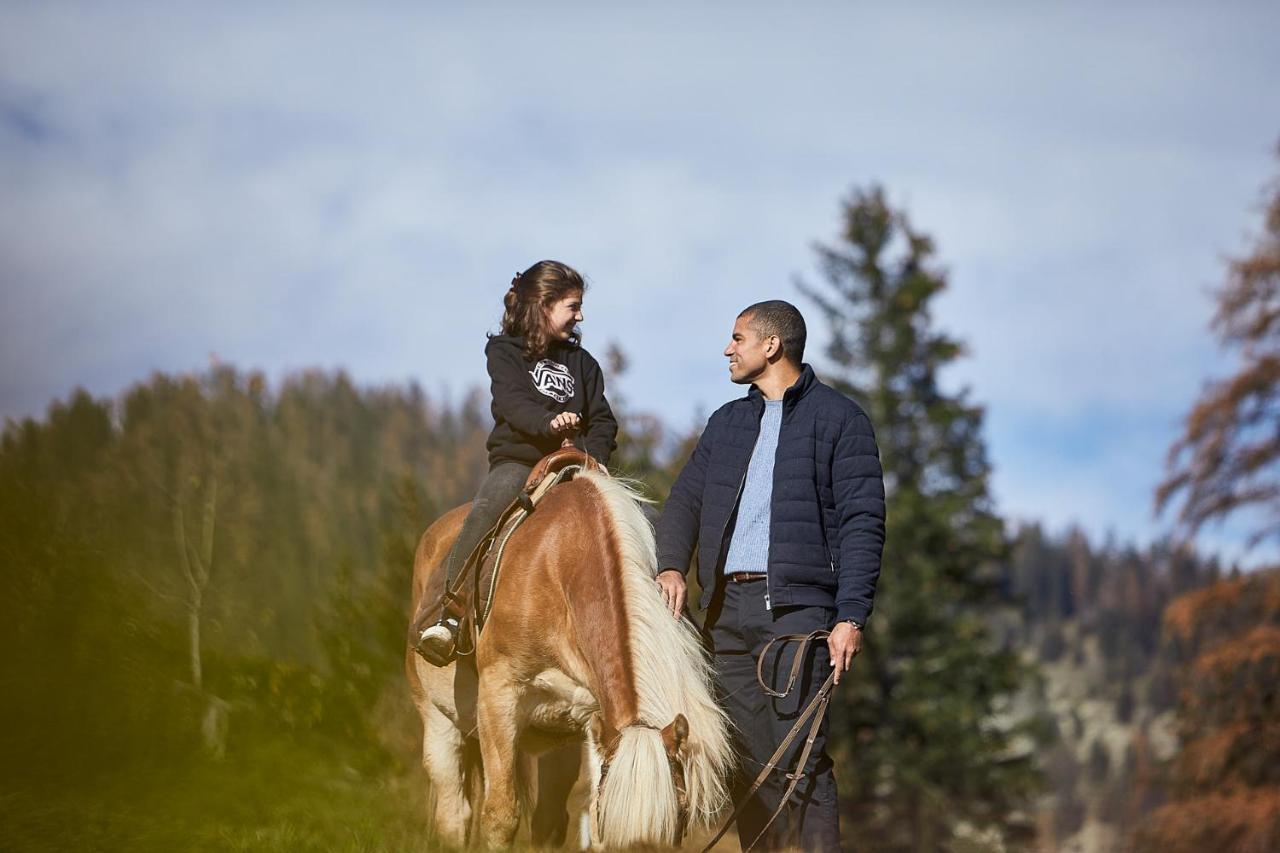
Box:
[699,630,836,853]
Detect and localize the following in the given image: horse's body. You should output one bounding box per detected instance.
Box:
[405,470,731,848]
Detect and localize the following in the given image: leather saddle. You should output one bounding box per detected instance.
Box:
[446,445,604,656]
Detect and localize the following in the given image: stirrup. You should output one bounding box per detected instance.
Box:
[415,616,460,667]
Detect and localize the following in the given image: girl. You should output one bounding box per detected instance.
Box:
[413,260,618,666]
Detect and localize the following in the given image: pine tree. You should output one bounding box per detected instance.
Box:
[800,186,1041,851]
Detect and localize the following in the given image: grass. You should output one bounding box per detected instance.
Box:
[1,735,440,853]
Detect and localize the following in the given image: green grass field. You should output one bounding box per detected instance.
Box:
[2,736,439,853]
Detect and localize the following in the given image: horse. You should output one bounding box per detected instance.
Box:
[405,467,732,848]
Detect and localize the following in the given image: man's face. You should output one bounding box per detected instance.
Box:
[724,314,774,384]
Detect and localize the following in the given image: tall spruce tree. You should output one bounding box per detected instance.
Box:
[800,187,1041,851]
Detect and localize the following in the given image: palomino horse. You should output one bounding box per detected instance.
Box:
[405,468,732,848]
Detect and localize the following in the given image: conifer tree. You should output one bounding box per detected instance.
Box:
[800,186,1041,851]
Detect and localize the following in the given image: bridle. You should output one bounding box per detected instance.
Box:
[594,721,690,845]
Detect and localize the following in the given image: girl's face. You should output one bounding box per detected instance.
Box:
[545,291,584,340]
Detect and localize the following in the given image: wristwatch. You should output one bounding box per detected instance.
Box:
[842,618,863,630]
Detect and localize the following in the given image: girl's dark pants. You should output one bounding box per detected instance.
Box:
[704,578,840,853]
[441,462,534,593]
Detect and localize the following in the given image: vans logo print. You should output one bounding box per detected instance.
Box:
[530,359,574,403]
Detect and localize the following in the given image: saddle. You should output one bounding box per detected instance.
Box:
[445,445,604,657]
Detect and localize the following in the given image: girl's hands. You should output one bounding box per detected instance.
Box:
[548,412,581,436]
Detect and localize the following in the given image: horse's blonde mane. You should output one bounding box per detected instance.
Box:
[580,470,732,829]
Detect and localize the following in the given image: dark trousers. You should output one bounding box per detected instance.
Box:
[705,579,840,853]
[442,462,532,589]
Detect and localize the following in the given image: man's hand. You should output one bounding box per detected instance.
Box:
[655,569,686,619]
[827,621,862,685]
[549,412,581,436]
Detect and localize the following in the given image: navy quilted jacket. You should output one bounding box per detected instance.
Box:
[656,365,886,625]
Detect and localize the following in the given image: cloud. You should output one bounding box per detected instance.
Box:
[989,399,1280,568]
[2,2,1279,560]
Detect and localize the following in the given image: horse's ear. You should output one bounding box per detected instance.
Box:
[661,713,689,759]
[591,714,618,758]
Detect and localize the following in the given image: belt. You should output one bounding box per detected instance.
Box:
[727,572,768,584]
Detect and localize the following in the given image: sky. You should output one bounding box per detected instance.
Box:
[2,2,1278,566]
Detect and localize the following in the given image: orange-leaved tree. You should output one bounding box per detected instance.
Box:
[1136,143,1280,852]
[1156,143,1280,546]
[1131,571,1280,852]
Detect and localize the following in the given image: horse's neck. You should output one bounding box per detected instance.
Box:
[567,535,640,739]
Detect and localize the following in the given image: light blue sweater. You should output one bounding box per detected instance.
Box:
[723,399,783,574]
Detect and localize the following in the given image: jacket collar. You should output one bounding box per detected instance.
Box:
[747,363,817,415]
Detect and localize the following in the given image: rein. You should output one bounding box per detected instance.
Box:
[699,629,836,853]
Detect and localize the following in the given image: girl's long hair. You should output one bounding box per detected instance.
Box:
[498,260,586,361]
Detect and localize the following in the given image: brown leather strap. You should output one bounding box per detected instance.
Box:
[420,445,603,659]
[700,630,836,853]
[443,462,589,653]
[756,631,824,699]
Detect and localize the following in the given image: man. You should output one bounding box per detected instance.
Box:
[655,300,886,851]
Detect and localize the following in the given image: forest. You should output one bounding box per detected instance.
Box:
[3,173,1278,851]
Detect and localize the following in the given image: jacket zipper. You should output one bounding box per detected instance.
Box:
[764,520,773,611]
[764,399,792,612]
[765,407,782,612]
[718,468,749,570]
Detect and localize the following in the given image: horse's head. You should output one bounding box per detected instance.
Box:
[591,713,692,848]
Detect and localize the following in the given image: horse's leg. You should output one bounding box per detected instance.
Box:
[477,670,523,847]
[570,739,597,851]
[531,742,579,847]
[464,737,485,845]
[421,701,472,848]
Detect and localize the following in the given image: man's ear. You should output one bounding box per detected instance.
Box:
[766,335,785,362]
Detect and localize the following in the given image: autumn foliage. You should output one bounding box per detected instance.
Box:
[1133,141,1280,853]
[1132,570,1280,852]
[1156,143,1280,546]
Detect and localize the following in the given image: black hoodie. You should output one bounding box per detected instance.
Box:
[484,334,618,468]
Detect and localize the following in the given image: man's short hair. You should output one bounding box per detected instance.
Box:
[739,300,807,366]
